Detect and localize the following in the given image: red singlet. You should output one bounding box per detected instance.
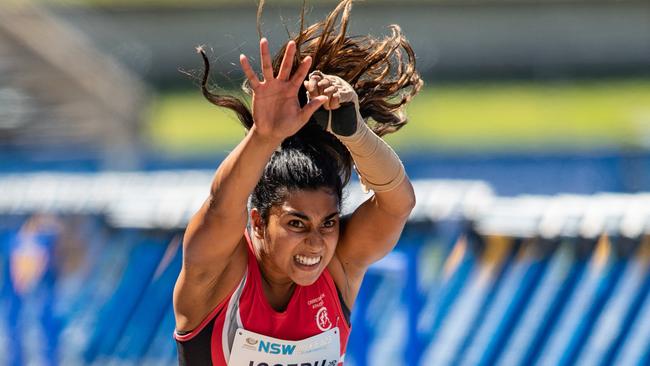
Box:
[175,231,351,365]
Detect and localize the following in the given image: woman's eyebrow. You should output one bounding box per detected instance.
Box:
[284,211,340,221]
[286,211,310,221]
[324,212,340,220]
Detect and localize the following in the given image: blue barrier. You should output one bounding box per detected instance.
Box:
[448,238,517,366]
[113,235,182,362]
[520,240,590,366]
[560,257,626,366]
[1,176,650,365]
[0,217,648,366]
[83,231,170,363]
[585,241,650,366]
[417,232,476,347]
[474,251,548,366]
[143,304,181,365]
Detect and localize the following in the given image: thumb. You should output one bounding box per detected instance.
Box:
[301,95,328,122]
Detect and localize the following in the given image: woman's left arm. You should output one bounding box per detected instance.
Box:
[306,73,416,290]
[337,176,415,270]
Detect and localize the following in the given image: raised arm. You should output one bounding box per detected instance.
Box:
[306,72,416,304]
[174,39,326,331]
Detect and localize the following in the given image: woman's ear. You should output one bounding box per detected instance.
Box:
[250,208,265,239]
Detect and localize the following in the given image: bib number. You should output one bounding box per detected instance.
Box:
[228,327,340,366]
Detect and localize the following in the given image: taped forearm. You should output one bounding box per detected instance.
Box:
[308,71,406,193]
[335,106,406,193]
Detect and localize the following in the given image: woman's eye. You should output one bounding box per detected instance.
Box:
[288,220,305,228]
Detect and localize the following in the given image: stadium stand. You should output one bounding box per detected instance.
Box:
[0,2,147,168]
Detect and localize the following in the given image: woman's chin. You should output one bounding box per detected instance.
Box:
[293,276,320,287]
[291,264,323,286]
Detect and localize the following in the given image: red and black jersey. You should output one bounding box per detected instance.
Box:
[175,231,351,365]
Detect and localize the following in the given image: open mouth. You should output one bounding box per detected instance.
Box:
[294,254,322,267]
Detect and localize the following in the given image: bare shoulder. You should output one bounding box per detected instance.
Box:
[174,236,248,333]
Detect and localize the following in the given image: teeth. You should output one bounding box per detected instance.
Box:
[294,255,322,266]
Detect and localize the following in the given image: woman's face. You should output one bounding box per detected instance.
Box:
[253,187,340,286]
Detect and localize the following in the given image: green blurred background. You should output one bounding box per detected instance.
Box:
[25,0,649,158]
[146,79,650,154]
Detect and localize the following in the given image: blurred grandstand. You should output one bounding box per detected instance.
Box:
[0,2,147,169]
[1,0,650,365]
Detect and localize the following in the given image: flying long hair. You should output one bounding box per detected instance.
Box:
[196,0,422,202]
[197,0,423,137]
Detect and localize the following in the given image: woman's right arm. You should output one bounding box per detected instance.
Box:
[174,38,327,331]
[172,129,279,332]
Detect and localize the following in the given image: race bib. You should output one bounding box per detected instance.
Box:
[228,327,340,366]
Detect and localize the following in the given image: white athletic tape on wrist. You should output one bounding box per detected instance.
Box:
[308,72,406,193]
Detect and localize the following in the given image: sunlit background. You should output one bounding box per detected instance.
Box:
[1,0,649,365]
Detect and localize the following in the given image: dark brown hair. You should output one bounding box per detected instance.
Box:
[198,0,422,137]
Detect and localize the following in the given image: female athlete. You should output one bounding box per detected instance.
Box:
[173,1,422,365]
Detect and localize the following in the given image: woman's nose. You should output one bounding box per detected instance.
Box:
[306,229,325,248]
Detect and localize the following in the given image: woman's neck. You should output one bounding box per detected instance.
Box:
[252,236,296,312]
[258,264,296,312]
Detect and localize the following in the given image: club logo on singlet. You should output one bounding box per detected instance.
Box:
[315,307,332,331]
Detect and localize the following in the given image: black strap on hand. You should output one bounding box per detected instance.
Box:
[309,102,358,137]
[310,107,330,131]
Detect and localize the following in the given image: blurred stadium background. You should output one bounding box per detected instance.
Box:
[1,0,649,365]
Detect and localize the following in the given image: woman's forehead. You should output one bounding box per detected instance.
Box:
[276,188,339,217]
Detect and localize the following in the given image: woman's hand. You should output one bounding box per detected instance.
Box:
[240,38,327,143]
[304,71,359,110]
[304,71,363,137]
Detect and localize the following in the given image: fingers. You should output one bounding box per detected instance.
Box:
[290,56,313,89]
[309,70,324,80]
[304,80,319,101]
[317,78,332,96]
[323,85,337,110]
[259,38,274,81]
[330,92,341,109]
[300,95,328,123]
[277,41,296,81]
[304,72,321,99]
[307,72,322,92]
[303,72,343,110]
[239,54,261,89]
